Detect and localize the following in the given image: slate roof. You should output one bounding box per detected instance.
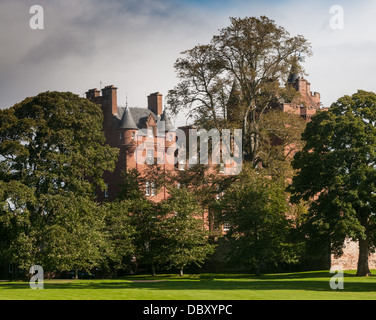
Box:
[116,106,174,131]
[118,106,138,129]
[160,110,174,132]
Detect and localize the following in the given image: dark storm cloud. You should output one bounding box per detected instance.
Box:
[0,0,217,121]
[1,0,376,127]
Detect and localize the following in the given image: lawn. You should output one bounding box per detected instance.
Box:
[1,270,376,300]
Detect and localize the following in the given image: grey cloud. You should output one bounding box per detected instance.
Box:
[1,0,375,127]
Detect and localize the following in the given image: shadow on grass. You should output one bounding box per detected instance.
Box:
[1,271,376,293]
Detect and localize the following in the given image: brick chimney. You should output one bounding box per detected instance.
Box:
[85,88,101,100]
[101,85,118,115]
[148,92,163,116]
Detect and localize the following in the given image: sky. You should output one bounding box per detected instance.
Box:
[1,0,376,127]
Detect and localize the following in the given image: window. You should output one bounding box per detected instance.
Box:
[132,131,136,140]
[148,127,153,137]
[223,222,231,232]
[119,133,122,140]
[215,188,224,200]
[145,181,156,197]
[145,181,150,196]
[146,149,154,164]
[104,183,109,198]
[168,133,173,142]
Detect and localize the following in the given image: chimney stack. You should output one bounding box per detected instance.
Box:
[101,85,118,115]
[85,88,101,100]
[148,92,163,116]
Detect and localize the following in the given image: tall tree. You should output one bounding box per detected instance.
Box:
[0,91,119,275]
[160,187,216,276]
[102,200,135,277]
[167,16,311,165]
[0,180,38,275]
[129,198,166,276]
[289,90,376,276]
[216,164,297,275]
[41,195,107,279]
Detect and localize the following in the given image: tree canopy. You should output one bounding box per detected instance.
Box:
[167,16,311,165]
[289,90,376,276]
[216,164,298,274]
[0,91,119,277]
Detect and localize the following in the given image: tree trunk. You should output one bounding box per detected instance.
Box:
[151,264,156,277]
[242,115,248,162]
[180,267,184,277]
[255,259,262,276]
[75,269,79,280]
[356,239,371,276]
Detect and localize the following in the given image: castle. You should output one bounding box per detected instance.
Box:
[85,87,176,203]
[85,69,327,201]
[86,71,375,271]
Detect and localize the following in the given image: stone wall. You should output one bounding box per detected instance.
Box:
[331,239,376,270]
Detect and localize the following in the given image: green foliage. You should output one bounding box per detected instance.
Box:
[159,187,216,275]
[118,168,146,200]
[101,200,136,275]
[40,196,107,273]
[165,164,233,208]
[0,91,118,195]
[128,198,167,276]
[0,180,38,270]
[258,109,307,179]
[216,165,298,274]
[118,167,216,276]
[289,90,376,276]
[0,91,119,277]
[167,16,311,164]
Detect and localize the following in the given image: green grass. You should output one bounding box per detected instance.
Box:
[1,270,376,300]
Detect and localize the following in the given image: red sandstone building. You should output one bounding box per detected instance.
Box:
[86,71,375,270]
[282,73,325,118]
[86,86,175,203]
[85,71,327,200]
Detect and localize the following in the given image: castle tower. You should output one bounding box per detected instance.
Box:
[282,57,324,120]
[118,106,138,144]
